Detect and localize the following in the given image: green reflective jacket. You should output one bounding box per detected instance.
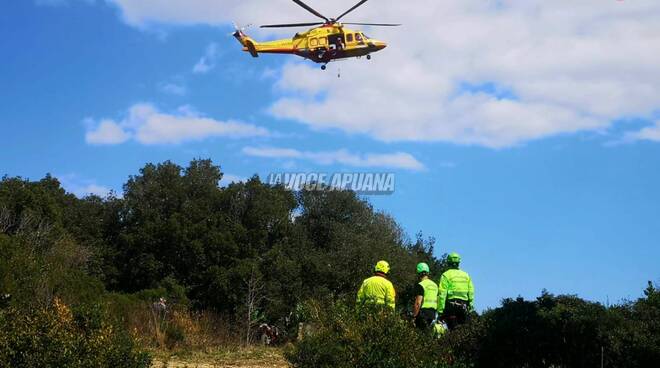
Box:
[437,268,474,314]
[356,275,396,309]
[419,278,439,310]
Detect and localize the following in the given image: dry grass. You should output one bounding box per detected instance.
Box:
[151,346,289,368]
[111,299,285,367]
[119,301,240,350]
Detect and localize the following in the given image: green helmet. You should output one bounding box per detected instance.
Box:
[374,260,390,274]
[448,252,461,264]
[416,262,430,274]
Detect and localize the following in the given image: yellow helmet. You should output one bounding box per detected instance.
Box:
[374,260,390,274]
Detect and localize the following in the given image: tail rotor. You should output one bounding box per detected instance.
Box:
[231,22,252,37]
[231,23,259,58]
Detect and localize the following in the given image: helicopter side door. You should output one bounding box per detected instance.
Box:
[308,36,329,60]
[328,33,345,51]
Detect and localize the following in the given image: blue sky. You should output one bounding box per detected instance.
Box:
[2,0,660,311]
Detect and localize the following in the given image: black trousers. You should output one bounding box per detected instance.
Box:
[442,299,468,330]
[414,308,437,330]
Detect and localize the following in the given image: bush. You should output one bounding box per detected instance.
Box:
[470,289,660,368]
[285,300,455,368]
[0,299,151,368]
[285,287,660,368]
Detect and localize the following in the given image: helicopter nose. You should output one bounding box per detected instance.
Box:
[373,41,387,50]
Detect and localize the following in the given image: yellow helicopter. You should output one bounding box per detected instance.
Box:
[233,0,400,70]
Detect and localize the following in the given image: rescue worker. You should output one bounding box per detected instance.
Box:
[412,262,438,330]
[356,260,396,309]
[437,252,474,330]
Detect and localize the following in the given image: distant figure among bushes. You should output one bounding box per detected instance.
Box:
[258,323,280,345]
[151,297,168,324]
[438,252,474,330]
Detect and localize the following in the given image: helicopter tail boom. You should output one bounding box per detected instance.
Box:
[233,30,259,57]
[233,28,298,57]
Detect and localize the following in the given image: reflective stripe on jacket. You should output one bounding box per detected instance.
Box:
[419,278,439,310]
[437,269,474,314]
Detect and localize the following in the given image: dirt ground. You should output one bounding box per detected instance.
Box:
[151,347,289,368]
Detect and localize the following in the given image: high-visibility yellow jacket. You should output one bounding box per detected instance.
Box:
[418,278,439,310]
[437,268,474,314]
[356,274,396,309]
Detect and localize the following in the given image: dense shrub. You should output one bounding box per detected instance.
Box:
[0,299,150,368]
[470,289,660,368]
[286,287,660,368]
[285,300,456,368]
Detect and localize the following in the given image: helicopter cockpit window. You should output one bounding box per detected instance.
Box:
[355,33,363,42]
[346,34,354,42]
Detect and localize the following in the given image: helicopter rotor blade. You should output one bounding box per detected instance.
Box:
[342,22,401,27]
[261,22,325,28]
[335,0,369,22]
[292,0,329,22]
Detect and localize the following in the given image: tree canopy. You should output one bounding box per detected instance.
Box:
[1,159,439,321]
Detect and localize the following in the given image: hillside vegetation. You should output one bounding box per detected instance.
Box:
[1,159,658,367]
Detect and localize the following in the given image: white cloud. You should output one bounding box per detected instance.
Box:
[624,121,660,142]
[105,0,660,147]
[242,146,425,171]
[193,43,219,74]
[159,82,187,96]
[83,184,112,197]
[105,0,304,29]
[85,103,268,145]
[57,174,112,198]
[220,173,246,186]
[243,146,302,159]
[85,118,131,145]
